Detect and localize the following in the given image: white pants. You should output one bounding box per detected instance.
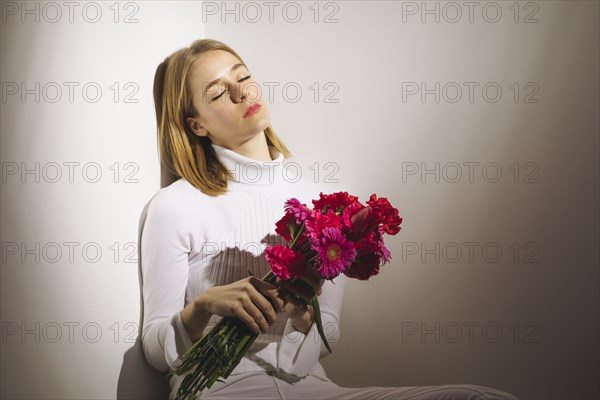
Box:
[198,371,519,400]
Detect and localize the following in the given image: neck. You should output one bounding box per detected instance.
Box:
[211,138,285,186]
[225,131,272,162]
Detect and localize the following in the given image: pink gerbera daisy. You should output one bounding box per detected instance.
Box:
[312,227,357,279]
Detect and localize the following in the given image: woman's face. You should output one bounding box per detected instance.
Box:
[186,50,271,150]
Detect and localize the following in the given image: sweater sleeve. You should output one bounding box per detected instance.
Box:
[140,190,196,372]
[276,273,346,377]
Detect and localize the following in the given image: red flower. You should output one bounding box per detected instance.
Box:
[341,201,363,232]
[347,206,382,241]
[353,231,379,256]
[270,192,401,283]
[366,194,402,235]
[264,245,306,280]
[312,192,359,215]
[305,209,345,241]
[275,213,296,242]
[344,253,381,281]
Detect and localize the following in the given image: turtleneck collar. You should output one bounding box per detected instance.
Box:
[211,142,285,185]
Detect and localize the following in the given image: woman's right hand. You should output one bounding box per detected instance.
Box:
[196,276,285,335]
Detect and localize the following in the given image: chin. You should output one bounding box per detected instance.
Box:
[250,117,271,133]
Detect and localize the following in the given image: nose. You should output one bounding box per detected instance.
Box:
[230,82,247,104]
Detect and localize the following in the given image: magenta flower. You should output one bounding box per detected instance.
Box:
[313,227,357,279]
[284,198,312,224]
[378,243,391,265]
[375,228,392,265]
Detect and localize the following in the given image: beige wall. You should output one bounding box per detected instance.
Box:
[1,1,598,399]
[202,1,598,399]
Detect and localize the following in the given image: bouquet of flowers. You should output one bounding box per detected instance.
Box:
[169,192,402,400]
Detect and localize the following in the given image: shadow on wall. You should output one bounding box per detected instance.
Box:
[116,199,171,400]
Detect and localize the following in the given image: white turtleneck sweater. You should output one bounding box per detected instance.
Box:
[140,143,346,398]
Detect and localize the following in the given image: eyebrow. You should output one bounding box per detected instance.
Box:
[203,63,247,95]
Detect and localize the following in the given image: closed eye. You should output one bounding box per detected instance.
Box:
[212,75,252,101]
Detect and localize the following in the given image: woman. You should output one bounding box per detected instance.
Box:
[140,38,519,400]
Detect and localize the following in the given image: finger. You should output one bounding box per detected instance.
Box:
[244,300,271,333]
[249,280,281,320]
[267,289,285,314]
[279,286,308,309]
[297,272,323,293]
[233,306,262,335]
[260,284,283,313]
[254,281,285,313]
[286,301,308,319]
[299,275,324,296]
[247,289,277,327]
[279,279,313,304]
[275,286,289,306]
[290,279,315,303]
[240,287,272,333]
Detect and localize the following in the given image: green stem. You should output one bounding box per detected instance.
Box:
[311,294,332,353]
[290,223,305,249]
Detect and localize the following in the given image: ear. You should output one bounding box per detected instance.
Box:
[186,117,208,137]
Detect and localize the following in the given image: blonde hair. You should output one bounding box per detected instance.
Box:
[153,38,292,196]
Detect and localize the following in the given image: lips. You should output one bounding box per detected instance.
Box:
[244,104,261,118]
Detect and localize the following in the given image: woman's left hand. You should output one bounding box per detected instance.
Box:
[276,269,325,333]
